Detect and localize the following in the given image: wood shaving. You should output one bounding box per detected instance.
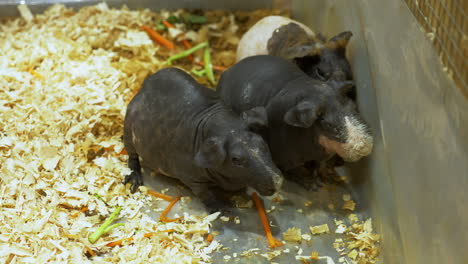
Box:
[342,200,356,211]
[0,3,281,263]
[309,224,330,235]
[260,249,282,261]
[282,227,302,243]
[333,218,380,264]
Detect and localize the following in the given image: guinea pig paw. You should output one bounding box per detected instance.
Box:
[204,200,232,215]
[124,172,143,193]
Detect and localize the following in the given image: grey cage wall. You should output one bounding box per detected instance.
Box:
[290,0,468,263]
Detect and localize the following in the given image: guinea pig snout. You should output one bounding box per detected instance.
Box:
[318,116,373,162]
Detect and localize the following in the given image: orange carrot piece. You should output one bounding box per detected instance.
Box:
[71,207,88,218]
[144,229,175,238]
[160,195,183,223]
[117,149,128,156]
[142,25,174,50]
[252,192,283,248]
[181,39,192,49]
[105,237,133,247]
[195,61,227,71]
[163,20,175,28]
[85,246,96,257]
[147,190,174,201]
[206,234,214,242]
[181,39,194,60]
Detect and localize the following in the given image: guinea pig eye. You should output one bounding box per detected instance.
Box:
[315,68,327,81]
[231,156,244,167]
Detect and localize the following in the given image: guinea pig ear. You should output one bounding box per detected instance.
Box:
[338,81,355,97]
[267,23,318,59]
[194,137,226,168]
[241,106,268,131]
[283,101,319,128]
[327,31,353,52]
[329,80,355,97]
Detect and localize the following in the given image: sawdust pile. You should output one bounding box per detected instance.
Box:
[0,3,285,263]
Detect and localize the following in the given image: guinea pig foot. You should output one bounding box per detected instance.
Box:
[124,171,143,193]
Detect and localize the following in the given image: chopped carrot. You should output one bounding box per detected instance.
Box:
[144,229,175,238]
[141,25,174,50]
[252,192,283,249]
[206,234,214,243]
[195,61,227,71]
[181,39,192,49]
[105,237,133,247]
[85,246,96,257]
[160,195,183,223]
[179,39,227,71]
[181,39,194,60]
[117,149,128,156]
[27,68,44,79]
[162,20,174,28]
[147,190,174,201]
[71,207,88,218]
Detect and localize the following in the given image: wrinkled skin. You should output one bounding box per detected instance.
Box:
[123,68,283,212]
[217,56,373,190]
[237,17,356,182]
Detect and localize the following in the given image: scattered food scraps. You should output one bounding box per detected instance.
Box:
[342,200,356,211]
[310,224,330,235]
[283,227,302,243]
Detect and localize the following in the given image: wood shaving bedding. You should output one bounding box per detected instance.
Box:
[0,3,285,263]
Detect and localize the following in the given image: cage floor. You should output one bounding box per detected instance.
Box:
[142,167,367,264]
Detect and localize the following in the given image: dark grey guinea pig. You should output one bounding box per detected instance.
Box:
[217,55,373,189]
[123,67,283,211]
[237,16,353,84]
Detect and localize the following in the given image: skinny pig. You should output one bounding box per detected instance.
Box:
[123,67,284,211]
[217,56,372,189]
[237,16,353,83]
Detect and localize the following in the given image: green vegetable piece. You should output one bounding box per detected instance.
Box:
[166,41,208,65]
[156,20,167,31]
[187,14,208,24]
[191,68,206,77]
[204,47,215,85]
[88,206,124,244]
[167,15,180,24]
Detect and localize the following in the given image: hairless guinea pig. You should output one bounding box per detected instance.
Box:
[237,16,354,83]
[123,67,283,211]
[217,55,373,190]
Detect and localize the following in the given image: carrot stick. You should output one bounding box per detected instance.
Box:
[85,246,96,257]
[195,61,227,71]
[147,190,174,201]
[181,39,194,60]
[105,237,133,247]
[252,192,283,248]
[71,207,88,218]
[160,195,183,223]
[144,229,175,238]
[206,234,214,242]
[141,25,174,50]
[162,20,174,28]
